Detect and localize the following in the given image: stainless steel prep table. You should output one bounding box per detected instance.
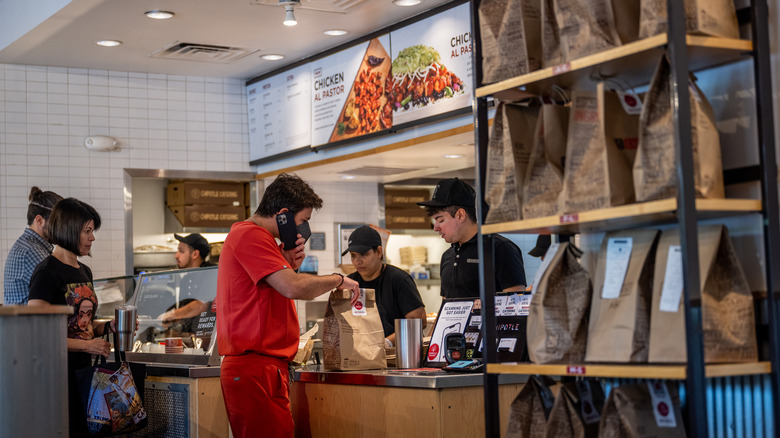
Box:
[291,366,527,438]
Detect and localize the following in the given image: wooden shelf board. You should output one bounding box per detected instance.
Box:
[476,35,753,98]
[481,198,761,235]
[487,362,771,379]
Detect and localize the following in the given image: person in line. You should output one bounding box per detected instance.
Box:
[3,186,63,305]
[174,232,214,268]
[27,198,116,436]
[216,173,360,438]
[343,226,427,347]
[418,178,526,299]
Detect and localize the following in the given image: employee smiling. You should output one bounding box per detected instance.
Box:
[344,226,426,347]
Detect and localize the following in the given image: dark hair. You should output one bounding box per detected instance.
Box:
[424,205,477,223]
[26,186,63,225]
[47,198,101,256]
[255,173,323,217]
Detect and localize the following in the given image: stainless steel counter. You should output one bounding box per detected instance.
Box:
[294,365,527,389]
[144,363,221,378]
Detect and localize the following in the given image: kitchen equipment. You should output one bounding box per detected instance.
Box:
[395,318,422,369]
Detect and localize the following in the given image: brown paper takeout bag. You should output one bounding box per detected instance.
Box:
[485,102,539,224]
[648,225,758,363]
[541,0,563,67]
[543,381,605,438]
[560,84,637,213]
[599,381,687,438]
[527,243,591,364]
[638,0,739,40]
[552,0,621,61]
[479,0,543,84]
[633,55,725,202]
[506,376,558,438]
[522,101,569,219]
[586,229,660,363]
[323,288,387,371]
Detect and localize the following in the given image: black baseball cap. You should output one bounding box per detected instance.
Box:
[174,233,211,259]
[416,178,476,208]
[528,234,552,258]
[341,226,382,256]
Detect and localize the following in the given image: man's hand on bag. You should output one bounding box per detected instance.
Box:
[87,338,111,357]
[341,276,361,306]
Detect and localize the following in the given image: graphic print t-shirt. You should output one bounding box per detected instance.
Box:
[29,255,97,371]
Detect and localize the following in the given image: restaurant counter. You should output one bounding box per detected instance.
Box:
[291,365,527,438]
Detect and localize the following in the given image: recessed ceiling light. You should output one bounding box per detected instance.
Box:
[262,54,285,61]
[393,0,422,6]
[95,40,122,47]
[145,10,175,19]
[341,175,356,180]
[324,29,348,36]
[444,154,464,159]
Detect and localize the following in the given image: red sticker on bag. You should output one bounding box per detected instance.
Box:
[428,344,439,361]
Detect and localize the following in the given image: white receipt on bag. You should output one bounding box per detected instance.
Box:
[659,246,684,312]
[602,237,632,299]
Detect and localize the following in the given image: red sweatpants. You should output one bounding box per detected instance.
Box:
[221,354,293,438]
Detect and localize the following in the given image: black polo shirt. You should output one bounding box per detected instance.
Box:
[440,234,526,299]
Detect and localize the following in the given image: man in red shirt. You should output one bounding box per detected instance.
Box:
[217,174,360,438]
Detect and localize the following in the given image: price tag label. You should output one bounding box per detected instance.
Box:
[560,213,579,224]
[647,381,677,428]
[553,63,572,75]
[566,365,586,375]
[659,246,684,312]
[602,238,633,299]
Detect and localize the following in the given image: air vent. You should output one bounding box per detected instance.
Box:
[250,0,369,13]
[150,42,259,63]
[339,166,429,176]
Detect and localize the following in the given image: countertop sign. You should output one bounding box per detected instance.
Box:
[248,64,312,161]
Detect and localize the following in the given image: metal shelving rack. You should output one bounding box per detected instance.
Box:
[468,1,780,437]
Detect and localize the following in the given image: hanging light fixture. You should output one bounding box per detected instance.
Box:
[279,0,301,26]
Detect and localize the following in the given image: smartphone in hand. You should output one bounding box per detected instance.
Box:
[276,212,299,250]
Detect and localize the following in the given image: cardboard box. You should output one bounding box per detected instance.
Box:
[168,205,247,228]
[385,207,431,229]
[167,181,245,207]
[384,189,431,209]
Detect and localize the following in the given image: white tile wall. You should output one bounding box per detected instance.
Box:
[0,64,251,300]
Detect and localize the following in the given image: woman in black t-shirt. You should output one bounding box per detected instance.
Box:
[28,198,115,435]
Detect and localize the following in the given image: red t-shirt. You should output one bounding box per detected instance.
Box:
[216,220,299,360]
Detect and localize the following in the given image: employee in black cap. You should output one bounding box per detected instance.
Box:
[417,178,526,299]
[174,233,215,269]
[528,234,552,261]
[343,226,426,347]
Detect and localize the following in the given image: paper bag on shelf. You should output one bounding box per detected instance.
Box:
[633,55,725,202]
[506,376,559,438]
[479,0,543,84]
[323,289,387,371]
[585,229,660,363]
[611,0,642,44]
[552,0,621,61]
[559,84,638,213]
[543,381,605,438]
[527,243,592,364]
[485,102,539,224]
[638,0,739,39]
[522,101,569,219]
[648,225,758,363]
[598,381,687,438]
[541,0,563,67]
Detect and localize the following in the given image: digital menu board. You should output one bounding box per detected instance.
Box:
[247,2,472,161]
[388,2,472,126]
[248,64,312,161]
[311,35,392,147]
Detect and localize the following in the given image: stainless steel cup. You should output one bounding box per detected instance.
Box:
[394,318,422,369]
[115,305,137,352]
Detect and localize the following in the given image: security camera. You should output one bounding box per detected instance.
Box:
[84,135,120,152]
